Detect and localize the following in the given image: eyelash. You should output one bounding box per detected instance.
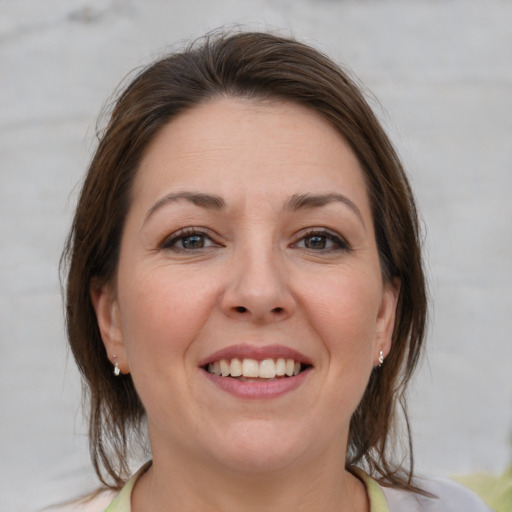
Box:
[293,229,350,252]
[160,228,219,252]
[159,227,350,253]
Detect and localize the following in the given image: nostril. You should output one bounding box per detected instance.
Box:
[231,305,286,315]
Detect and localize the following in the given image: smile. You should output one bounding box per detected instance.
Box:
[199,345,313,398]
[206,358,304,379]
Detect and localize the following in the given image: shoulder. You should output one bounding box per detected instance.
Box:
[381,477,495,512]
[43,490,117,512]
[48,461,151,512]
[42,465,149,512]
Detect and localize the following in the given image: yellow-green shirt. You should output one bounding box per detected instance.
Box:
[453,465,512,512]
[103,463,493,512]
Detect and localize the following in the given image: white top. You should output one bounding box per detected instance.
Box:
[380,476,495,511]
[56,465,494,511]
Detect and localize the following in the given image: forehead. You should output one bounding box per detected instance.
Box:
[133,97,370,212]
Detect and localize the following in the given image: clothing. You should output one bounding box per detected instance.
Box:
[453,465,512,512]
[378,476,496,511]
[101,463,494,512]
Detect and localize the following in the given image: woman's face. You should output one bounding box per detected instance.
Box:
[93,98,398,474]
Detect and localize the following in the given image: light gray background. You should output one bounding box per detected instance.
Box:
[1,1,511,511]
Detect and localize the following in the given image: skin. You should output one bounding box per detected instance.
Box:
[92,97,399,512]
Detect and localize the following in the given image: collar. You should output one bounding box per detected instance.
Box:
[103,462,390,512]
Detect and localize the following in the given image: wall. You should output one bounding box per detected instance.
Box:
[1,0,511,510]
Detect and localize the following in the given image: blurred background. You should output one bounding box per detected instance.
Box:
[1,0,511,510]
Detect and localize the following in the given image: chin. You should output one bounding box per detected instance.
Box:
[206,419,308,474]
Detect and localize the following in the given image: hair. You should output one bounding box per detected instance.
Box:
[61,31,427,492]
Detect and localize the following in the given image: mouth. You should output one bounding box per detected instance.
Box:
[203,357,311,380]
[199,346,312,399]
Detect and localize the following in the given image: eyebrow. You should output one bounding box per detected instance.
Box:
[144,191,364,228]
[145,192,226,222]
[286,193,365,228]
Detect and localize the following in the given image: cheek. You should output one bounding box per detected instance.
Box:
[297,267,382,389]
[116,267,218,370]
[296,271,383,435]
[303,271,382,343]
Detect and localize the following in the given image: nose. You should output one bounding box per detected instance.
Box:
[221,245,295,324]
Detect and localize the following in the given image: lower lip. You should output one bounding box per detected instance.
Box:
[203,368,311,399]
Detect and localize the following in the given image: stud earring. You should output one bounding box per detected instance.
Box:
[378,350,384,367]
[113,355,120,376]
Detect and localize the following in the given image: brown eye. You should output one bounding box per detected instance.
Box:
[161,229,219,252]
[294,230,349,252]
[304,235,328,249]
[180,234,206,249]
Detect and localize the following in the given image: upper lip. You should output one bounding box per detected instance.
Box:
[198,344,313,367]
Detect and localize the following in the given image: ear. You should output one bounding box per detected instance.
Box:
[90,279,130,375]
[374,278,400,365]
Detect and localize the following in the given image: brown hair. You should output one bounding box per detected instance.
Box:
[62,31,427,491]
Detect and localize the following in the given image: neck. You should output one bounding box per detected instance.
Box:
[132,448,368,512]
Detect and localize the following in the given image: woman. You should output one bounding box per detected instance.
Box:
[62,31,492,511]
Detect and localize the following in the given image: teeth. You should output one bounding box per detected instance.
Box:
[230,358,242,377]
[259,359,276,379]
[206,357,304,379]
[276,358,286,376]
[220,359,230,377]
[242,358,259,377]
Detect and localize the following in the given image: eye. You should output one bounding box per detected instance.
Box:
[160,228,219,252]
[293,230,349,252]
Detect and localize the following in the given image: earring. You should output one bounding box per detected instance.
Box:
[113,355,121,376]
[378,350,384,367]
